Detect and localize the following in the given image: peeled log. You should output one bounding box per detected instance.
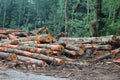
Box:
[0,43,52,55]
[0,47,65,65]
[0,52,46,66]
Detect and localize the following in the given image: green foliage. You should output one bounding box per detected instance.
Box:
[0,0,120,37]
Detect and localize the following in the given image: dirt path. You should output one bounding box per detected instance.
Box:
[0,59,120,80]
[0,67,68,80]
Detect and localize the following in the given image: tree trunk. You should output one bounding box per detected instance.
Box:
[64,0,68,33]
[2,0,6,28]
[94,0,103,36]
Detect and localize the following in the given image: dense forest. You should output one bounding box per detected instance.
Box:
[0,0,120,37]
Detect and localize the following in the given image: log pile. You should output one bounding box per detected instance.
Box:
[0,28,120,68]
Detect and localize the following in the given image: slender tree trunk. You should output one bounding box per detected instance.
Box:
[94,0,102,37]
[87,0,90,24]
[18,1,22,29]
[108,9,112,21]
[112,9,116,24]
[2,0,6,28]
[64,0,68,33]
[53,15,56,35]
[34,0,39,30]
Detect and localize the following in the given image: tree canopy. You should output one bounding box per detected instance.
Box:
[0,0,120,36]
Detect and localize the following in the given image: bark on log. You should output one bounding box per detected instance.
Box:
[19,41,37,45]
[60,35,116,44]
[1,39,20,45]
[1,34,53,44]
[94,50,110,56]
[0,52,46,66]
[26,44,64,51]
[52,51,61,56]
[0,29,23,34]
[0,47,65,65]
[55,40,68,47]
[65,45,84,55]
[12,32,28,37]
[83,44,112,50]
[0,43,52,55]
[93,48,120,62]
[66,45,81,51]
[63,49,78,56]
[0,34,7,39]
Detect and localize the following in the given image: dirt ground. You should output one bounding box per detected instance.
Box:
[0,58,120,80]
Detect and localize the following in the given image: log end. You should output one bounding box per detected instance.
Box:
[8,34,16,40]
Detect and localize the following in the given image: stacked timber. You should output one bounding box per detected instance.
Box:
[0,28,120,68]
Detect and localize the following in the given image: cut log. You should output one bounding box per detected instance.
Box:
[66,45,81,51]
[93,48,120,62]
[1,34,53,44]
[8,34,16,40]
[19,41,38,45]
[12,32,28,37]
[94,50,110,56]
[0,43,52,55]
[83,44,112,50]
[0,52,46,66]
[0,47,65,65]
[65,45,84,55]
[1,39,20,45]
[0,29,23,34]
[113,58,120,63]
[52,51,61,56]
[63,49,77,56]
[55,40,68,47]
[113,58,120,68]
[26,44,64,51]
[60,35,116,44]
[0,34,7,39]
[19,34,53,43]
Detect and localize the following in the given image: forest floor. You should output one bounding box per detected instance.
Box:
[0,58,120,80]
